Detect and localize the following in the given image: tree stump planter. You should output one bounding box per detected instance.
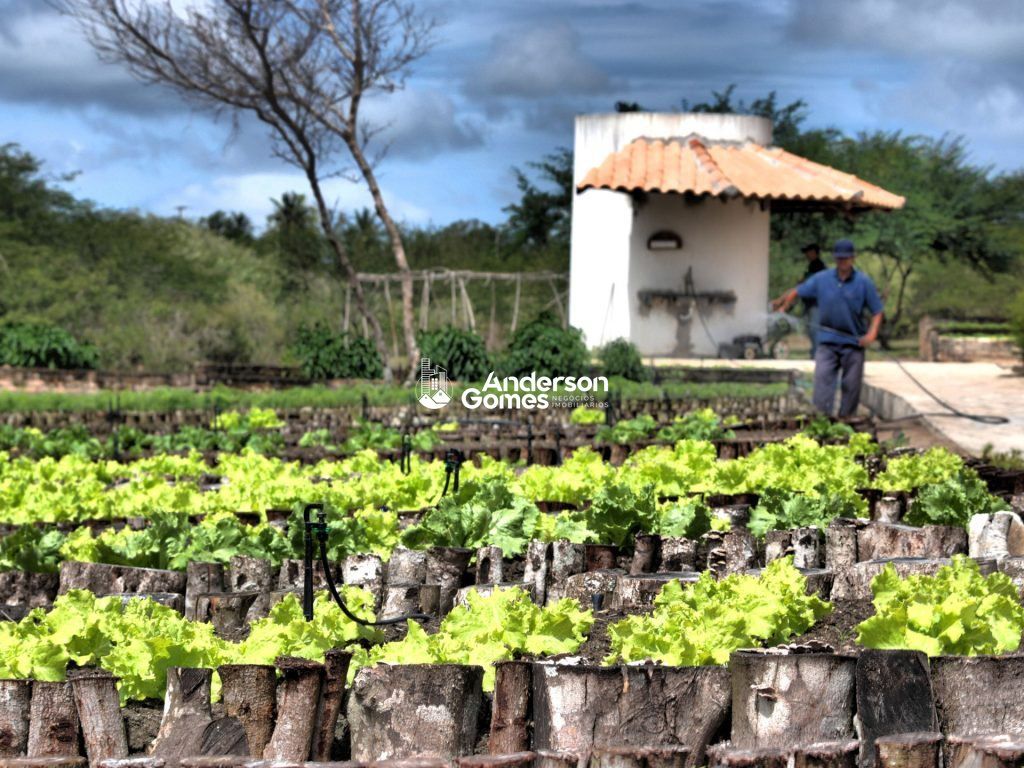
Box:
[791,741,858,768]
[226,556,275,593]
[458,752,534,768]
[856,524,967,562]
[343,555,384,610]
[347,664,484,761]
[705,745,790,768]
[311,650,353,762]
[122,699,163,755]
[58,562,186,597]
[67,668,128,764]
[590,746,691,768]
[658,539,697,573]
[613,573,700,611]
[475,548,504,586]
[764,527,823,569]
[150,668,216,764]
[855,651,937,768]
[185,563,224,622]
[947,734,1024,768]
[387,549,428,586]
[0,758,87,767]
[729,651,856,749]
[0,572,58,608]
[263,657,325,761]
[563,570,622,611]
[424,549,473,616]
[969,511,1024,559]
[931,656,1024,741]
[531,663,730,766]
[26,681,79,758]
[489,662,532,755]
[830,559,955,601]
[218,665,277,759]
[0,679,31,757]
[523,541,551,605]
[874,732,942,768]
[546,543,586,604]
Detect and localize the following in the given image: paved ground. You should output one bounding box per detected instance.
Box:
[656,357,1024,456]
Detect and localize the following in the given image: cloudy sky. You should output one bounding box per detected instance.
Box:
[1,0,1022,229]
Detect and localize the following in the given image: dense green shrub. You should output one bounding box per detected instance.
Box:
[500,312,589,378]
[417,326,491,381]
[291,323,383,379]
[599,338,647,381]
[0,322,98,369]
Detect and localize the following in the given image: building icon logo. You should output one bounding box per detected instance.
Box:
[418,358,451,410]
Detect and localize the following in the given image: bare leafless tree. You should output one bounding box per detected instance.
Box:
[61,0,437,379]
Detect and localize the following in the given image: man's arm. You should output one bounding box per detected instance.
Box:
[860,312,883,347]
[772,287,799,312]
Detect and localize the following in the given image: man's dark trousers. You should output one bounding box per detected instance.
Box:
[813,342,865,416]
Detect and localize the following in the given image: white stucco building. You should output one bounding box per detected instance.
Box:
[568,112,904,357]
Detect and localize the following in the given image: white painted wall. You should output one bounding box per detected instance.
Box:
[569,112,773,357]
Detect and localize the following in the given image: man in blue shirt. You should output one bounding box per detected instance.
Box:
[774,239,884,416]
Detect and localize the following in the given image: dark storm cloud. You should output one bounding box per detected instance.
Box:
[0,2,183,115]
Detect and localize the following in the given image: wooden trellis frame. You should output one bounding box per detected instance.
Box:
[341,270,569,353]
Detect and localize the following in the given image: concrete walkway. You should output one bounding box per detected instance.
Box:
[656,358,1024,455]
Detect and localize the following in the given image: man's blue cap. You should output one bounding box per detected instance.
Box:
[832,239,855,259]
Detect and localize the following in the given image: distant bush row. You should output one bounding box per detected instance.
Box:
[292,313,651,382]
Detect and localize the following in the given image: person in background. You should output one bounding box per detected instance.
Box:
[773,239,884,417]
[773,242,825,358]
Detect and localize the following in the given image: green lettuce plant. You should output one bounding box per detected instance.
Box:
[355,586,593,689]
[856,556,1024,656]
[605,558,831,666]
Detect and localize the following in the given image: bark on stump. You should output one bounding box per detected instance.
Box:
[523,540,551,605]
[218,665,277,758]
[792,741,859,768]
[311,650,353,762]
[531,663,730,767]
[98,760,167,768]
[58,562,186,596]
[534,750,586,768]
[338,558,386,619]
[831,559,953,600]
[458,753,534,768]
[0,679,31,757]
[947,734,1024,768]
[347,664,484,761]
[856,524,967,562]
[825,518,862,573]
[150,668,213,765]
[658,538,697,573]
[0,572,58,607]
[226,556,274,593]
[387,548,428,586]
[198,592,261,639]
[855,651,937,768]
[0,759,86,767]
[703,531,756,577]
[729,651,856,749]
[874,497,903,523]
[26,681,79,758]
[475,547,504,585]
[613,573,700,611]
[489,661,531,755]
[185,563,224,621]
[563,570,622,611]
[969,512,1024,559]
[67,668,128,764]
[546,542,585,603]
[263,657,325,761]
[874,733,942,768]
[631,535,661,575]
[380,584,425,621]
[455,584,538,608]
[425,548,473,615]
[931,656,1024,740]
[764,527,823,569]
[706,745,790,768]
[277,559,340,591]
[590,746,692,768]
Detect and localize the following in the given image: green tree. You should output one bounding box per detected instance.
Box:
[200,211,254,245]
[504,147,573,257]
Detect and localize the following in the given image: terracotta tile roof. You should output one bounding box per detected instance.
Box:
[578,136,905,211]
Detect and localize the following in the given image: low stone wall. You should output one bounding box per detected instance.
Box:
[919,318,1021,363]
